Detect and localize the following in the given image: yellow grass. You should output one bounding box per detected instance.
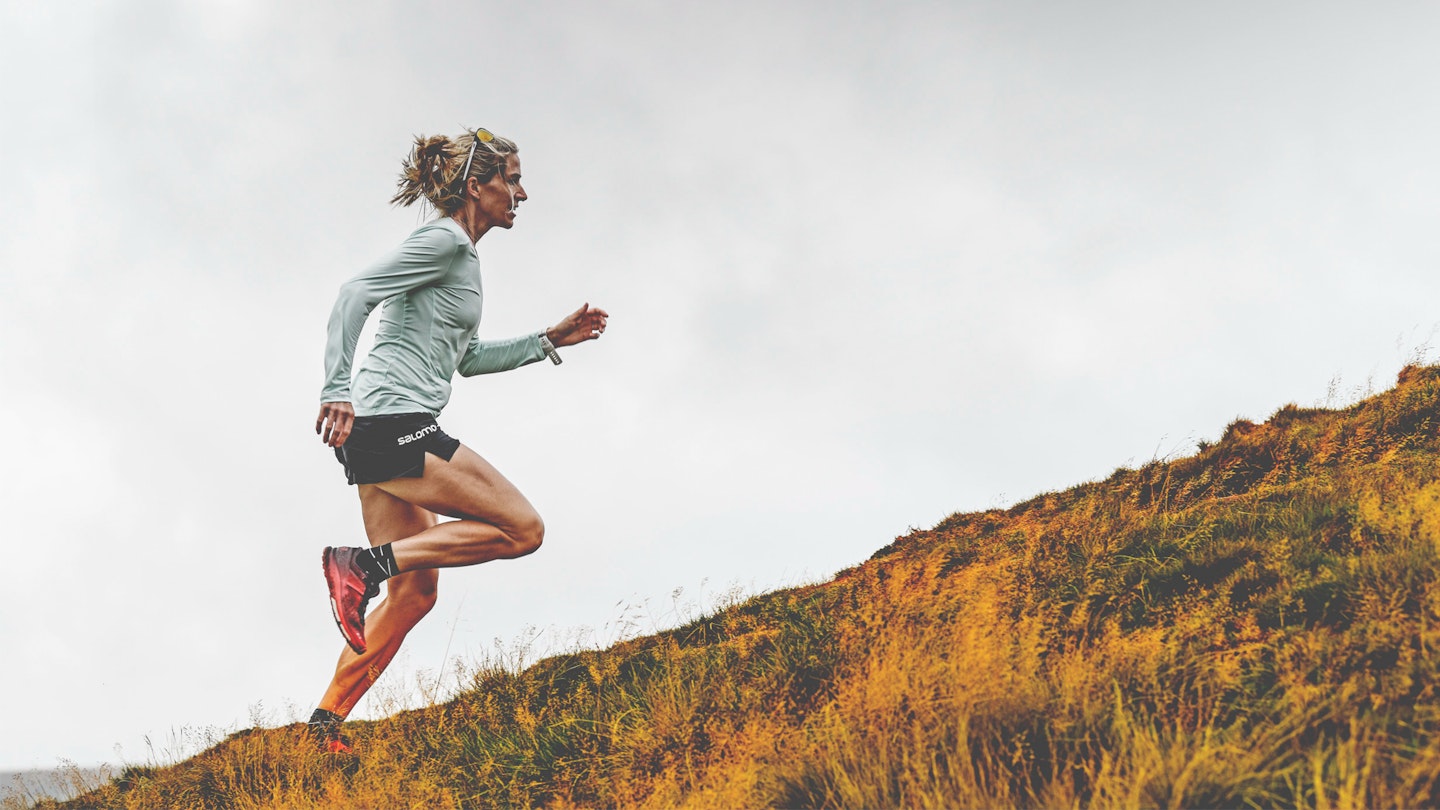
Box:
[25,364,1440,809]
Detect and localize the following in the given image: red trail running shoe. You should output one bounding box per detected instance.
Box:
[306,721,353,755]
[323,546,379,654]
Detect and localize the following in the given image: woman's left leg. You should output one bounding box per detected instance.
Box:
[317,484,440,717]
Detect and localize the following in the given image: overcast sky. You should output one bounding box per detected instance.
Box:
[3,0,1440,771]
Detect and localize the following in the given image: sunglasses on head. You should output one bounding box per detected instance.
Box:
[460,128,495,183]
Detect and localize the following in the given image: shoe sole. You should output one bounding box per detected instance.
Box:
[322,548,367,655]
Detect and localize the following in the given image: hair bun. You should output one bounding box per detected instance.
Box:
[391,134,461,210]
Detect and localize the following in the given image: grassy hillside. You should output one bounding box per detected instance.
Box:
[32,366,1440,809]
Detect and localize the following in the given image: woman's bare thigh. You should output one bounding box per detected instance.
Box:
[372,444,541,538]
[357,484,438,545]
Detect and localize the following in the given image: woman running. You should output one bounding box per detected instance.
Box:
[308,127,608,752]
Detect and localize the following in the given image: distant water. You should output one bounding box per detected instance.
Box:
[0,766,108,804]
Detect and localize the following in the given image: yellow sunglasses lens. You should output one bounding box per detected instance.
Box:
[475,128,494,143]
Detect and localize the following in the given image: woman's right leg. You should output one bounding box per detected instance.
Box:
[317,485,440,718]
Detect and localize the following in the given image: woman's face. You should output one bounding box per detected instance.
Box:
[469,153,527,230]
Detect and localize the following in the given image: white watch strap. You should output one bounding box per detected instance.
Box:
[538,333,562,365]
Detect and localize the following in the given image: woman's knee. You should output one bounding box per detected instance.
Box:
[508,511,544,558]
[387,569,439,619]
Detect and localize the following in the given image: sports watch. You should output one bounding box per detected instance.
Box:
[538,332,562,365]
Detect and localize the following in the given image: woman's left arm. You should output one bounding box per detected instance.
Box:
[458,303,608,376]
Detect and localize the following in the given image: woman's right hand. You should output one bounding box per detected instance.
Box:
[316,401,355,448]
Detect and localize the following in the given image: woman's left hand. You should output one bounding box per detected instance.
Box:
[547,303,609,348]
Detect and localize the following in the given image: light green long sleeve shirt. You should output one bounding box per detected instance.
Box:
[321,217,544,417]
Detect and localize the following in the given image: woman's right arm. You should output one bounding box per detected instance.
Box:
[317,226,461,447]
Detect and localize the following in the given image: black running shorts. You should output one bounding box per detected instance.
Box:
[333,413,462,486]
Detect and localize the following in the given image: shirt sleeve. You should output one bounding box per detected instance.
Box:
[320,226,462,402]
[457,331,547,376]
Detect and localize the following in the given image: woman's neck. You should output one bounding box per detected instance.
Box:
[450,205,491,243]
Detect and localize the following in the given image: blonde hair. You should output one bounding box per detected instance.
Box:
[390,129,519,215]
